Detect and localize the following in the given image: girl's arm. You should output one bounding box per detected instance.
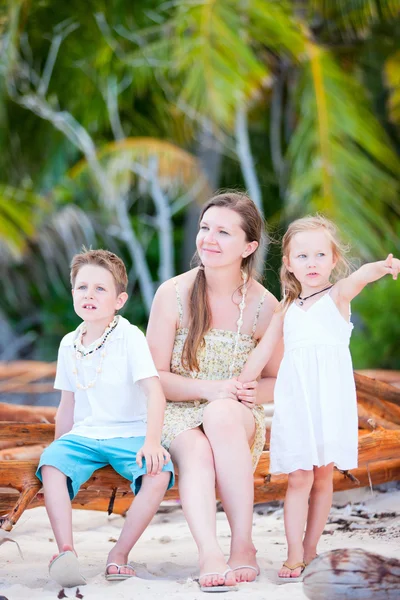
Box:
[54,390,75,439]
[239,311,284,383]
[336,254,400,302]
[146,279,240,402]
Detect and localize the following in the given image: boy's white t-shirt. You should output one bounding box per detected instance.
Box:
[55,316,158,439]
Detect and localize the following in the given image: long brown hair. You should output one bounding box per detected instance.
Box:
[280,215,351,311]
[182,191,264,371]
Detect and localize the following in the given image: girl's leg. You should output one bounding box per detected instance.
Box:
[41,465,74,559]
[106,471,171,577]
[279,469,314,578]
[303,463,334,565]
[169,428,236,589]
[202,399,258,582]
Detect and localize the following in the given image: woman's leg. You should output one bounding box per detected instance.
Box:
[303,463,334,565]
[202,399,258,582]
[279,469,314,578]
[170,428,236,589]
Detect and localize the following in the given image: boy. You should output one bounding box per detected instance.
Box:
[37,249,174,587]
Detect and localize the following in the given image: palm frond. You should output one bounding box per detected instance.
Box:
[121,1,304,129]
[69,137,211,204]
[285,44,400,258]
[385,50,400,126]
[310,0,400,34]
[0,184,45,260]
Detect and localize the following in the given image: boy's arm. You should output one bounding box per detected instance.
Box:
[336,254,400,302]
[239,311,284,383]
[136,376,170,476]
[54,390,75,439]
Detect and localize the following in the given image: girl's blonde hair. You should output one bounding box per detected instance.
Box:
[280,215,351,311]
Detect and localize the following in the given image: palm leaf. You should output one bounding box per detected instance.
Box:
[123,1,304,129]
[310,1,400,32]
[69,137,211,204]
[285,43,400,258]
[385,50,400,125]
[0,185,45,260]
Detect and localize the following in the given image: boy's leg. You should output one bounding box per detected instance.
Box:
[106,471,170,576]
[303,463,334,565]
[37,435,107,564]
[279,469,314,578]
[41,466,74,554]
[105,436,174,577]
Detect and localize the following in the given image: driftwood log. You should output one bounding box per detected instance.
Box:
[303,548,400,599]
[1,426,400,531]
[0,369,400,531]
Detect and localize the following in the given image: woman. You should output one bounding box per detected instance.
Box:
[146,192,282,591]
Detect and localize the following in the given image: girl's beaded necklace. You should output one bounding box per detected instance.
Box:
[72,315,119,390]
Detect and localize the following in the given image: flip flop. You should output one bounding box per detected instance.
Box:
[277,561,305,584]
[198,568,238,593]
[105,562,136,581]
[49,551,86,588]
[229,564,260,582]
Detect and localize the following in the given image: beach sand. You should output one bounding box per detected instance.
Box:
[1,485,399,599]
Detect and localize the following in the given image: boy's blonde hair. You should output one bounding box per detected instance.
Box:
[280,215,351,311]
[70,248,128,295]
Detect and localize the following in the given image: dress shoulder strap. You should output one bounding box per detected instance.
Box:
[251,289,268,336]
[173,280,184,329]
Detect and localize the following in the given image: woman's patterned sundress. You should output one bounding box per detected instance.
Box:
[160,281,268,471]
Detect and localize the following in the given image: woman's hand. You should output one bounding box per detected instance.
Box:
[204,378,243,402]
[237,380,258,409]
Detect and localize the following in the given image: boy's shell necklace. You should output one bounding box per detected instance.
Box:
[72,315,119,390]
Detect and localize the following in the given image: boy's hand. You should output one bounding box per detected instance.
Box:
[136,441,171,476]
[237,380,258,409]
[384,254,400,280]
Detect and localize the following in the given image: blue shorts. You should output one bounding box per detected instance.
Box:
[36,434,175,500]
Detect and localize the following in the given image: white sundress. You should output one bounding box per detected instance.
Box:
[270,292,358,474]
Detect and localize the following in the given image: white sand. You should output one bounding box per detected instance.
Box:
[1,486,399,599]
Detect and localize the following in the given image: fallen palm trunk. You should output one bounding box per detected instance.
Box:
[1,429,399,530]
[303,548,400,599]
[0,444,47,460]
[0,403,56,423]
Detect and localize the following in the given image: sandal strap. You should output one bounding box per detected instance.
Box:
[282,561,305,571]
[231,565,259,574]
[106,563,135,574]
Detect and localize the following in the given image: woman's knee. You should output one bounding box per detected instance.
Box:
[170,429,215,472]
[288,469,314,491]
[203,398,242,432]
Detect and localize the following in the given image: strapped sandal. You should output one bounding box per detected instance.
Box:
[105,562,135,581]
[277,561,305,584]
[49,551,86,588]
[198,568,238,593]
[229,564,260,582]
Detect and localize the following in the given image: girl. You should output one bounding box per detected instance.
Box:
[147,192,283,591]
[239,215,400,580]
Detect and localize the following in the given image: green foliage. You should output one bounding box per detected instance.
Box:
[351,275,400,369]
[0,0,399,368]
